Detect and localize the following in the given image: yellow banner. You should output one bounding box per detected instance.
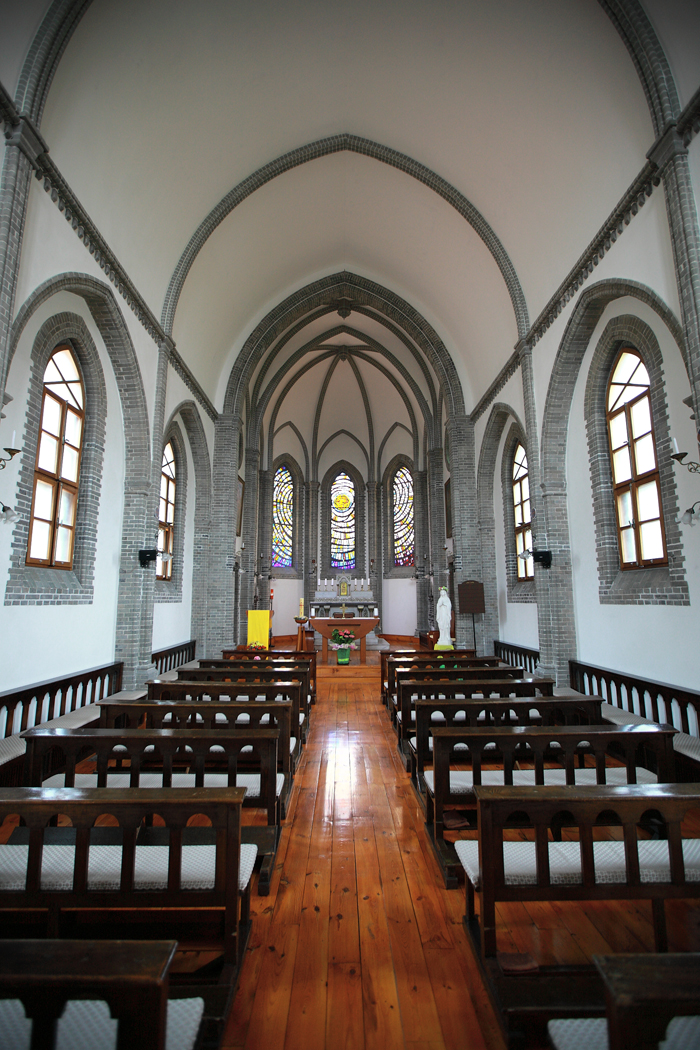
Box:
[247,610,270,648]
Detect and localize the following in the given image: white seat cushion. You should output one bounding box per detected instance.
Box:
[548,1015,700,1050]
[0,841,257,892]
[0,735,26,765]
[0,996,205,1050]
[423,765,657,795]
[455,838,700,890]
[44,771,287,796]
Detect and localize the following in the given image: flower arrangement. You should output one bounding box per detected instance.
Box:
[329,627,356,650]
[247,642,267,651]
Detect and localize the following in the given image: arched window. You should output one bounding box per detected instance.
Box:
[331,471,355,569]
[27,345,84,569]
[392,465,414,567]
[607,348,666,568]
[271,464,294,568]
[512,443,533,579]
[157,441,175,580]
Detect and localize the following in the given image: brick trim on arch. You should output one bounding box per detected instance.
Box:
[5,312,106,605]
[382,454,416,579]
[269,454,304,580]
[154,421,187,604]
[583,314,688,605]
[320,459,366,579]
[500,422,536,604]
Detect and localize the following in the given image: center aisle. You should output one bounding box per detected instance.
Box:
[223,663,504,1050]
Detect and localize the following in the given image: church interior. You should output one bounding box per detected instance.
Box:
[1,2,700,1048]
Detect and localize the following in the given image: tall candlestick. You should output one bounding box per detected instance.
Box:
[299,597,304,616]
[673,437,680,455]
[11,431,16,448]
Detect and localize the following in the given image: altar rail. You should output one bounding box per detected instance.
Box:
[0,662,123,741]
[569,659,700,739]
[151,639,196,674]
[494,639,540,674]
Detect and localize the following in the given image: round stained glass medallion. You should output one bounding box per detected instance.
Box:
[333,493,350,511]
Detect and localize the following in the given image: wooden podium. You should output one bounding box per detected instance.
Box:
[310,617,380,664]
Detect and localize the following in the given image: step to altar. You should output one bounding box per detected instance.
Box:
[317,662,381,680]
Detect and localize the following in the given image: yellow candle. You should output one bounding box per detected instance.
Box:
[299,598,304,616]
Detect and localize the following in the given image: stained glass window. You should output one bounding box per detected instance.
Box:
[27,345,84,569]
[157,442,175,580]
[606,348,666,568]
[513,443,533,579]
[331,471,355,569]
[272,464,294,568]
[392,466,414,566]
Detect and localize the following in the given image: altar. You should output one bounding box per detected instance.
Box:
[310,617,381,665]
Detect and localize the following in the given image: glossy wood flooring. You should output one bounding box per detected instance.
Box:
[226,662,700,1050]
[224,668,504,1050]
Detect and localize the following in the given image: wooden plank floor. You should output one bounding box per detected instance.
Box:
[226,659,700,1050]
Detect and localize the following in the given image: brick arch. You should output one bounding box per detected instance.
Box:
[161,135,529,341]
[538,278,686,683]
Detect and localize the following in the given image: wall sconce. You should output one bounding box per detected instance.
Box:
[0,448,20,470]
[138,549,158,567]
[671,438,700,475]
[677,501,700,527]
[519,548,552,569]
[0,503,18,524]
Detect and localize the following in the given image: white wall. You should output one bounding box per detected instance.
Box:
[271,577,303,638]
[383,577,417,636]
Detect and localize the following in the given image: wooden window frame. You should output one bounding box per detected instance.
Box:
[157,442,176,581]
[512,443,533,580]
[26,348,84,570]
[606,348,667,571]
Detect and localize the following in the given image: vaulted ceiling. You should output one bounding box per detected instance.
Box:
[3,0,698,424]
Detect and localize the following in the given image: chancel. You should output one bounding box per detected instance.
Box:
[0,2,699,1048]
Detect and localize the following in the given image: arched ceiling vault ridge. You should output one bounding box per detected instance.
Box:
[253,313,438,421]
[377,421,416,479]
[256,325,433,448]
[273,420,310,478]
[225,272,465,422]
[598,0,680,137]
[160,136,530,340]
[311,356,343,479]
[265,348,421,475]
[15,0,92,125]
[317,429,370,478]
[347,355,375,481]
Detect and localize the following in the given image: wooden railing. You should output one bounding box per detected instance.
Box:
[569,659,700,739]
[0,662,123,740]
[494,639,540,674]
[151,639,196,675]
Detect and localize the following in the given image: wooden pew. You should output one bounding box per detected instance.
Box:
[548,953,700,1050]
[409,694,606,787]
[394,676,555,764]
[0,939,204,1050]
[389,664,525,727]
[220,649,317,702]
[178,664,312,739]
[425,723,677,885]
[382,651,499,706]
[146,679,304,768]
[455,784,700,1045]
[0,786,253,967]
[21,725,283,895]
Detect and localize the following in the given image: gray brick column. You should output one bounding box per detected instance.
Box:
[0,131,42,397]
[208,413,241,655]
[366,481,382,619]
[257,468,272,612]
[444,417,481,650]
[414,469,429,631]
[427,446,448,627]
[238,446,261,635]
[304,481,319,613]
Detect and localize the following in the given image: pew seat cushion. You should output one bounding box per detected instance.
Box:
[454,838,700,890]
[600,702,700,763]
[0,842,258,892]
[0,735,26,765]
[423,766,657,795]
[43,771,286,799]
[0,995,205,1050]
[547,1014,700,1050]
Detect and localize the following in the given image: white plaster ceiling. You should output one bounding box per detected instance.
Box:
[3,0,696,413]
